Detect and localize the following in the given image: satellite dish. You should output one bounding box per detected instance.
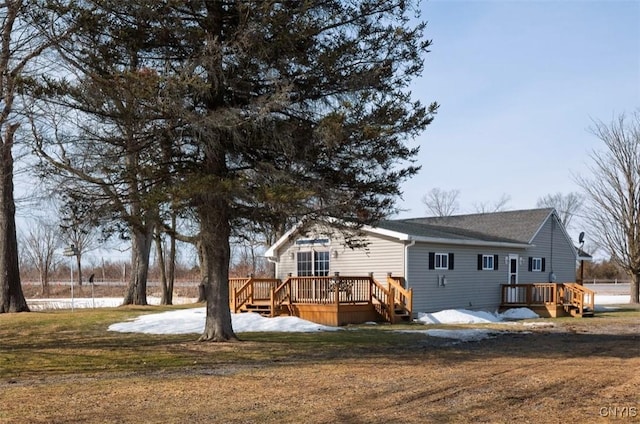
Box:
[578,231,585,244]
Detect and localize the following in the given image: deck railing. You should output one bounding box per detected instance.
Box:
[287,276,372,304]
[229,275,412,323]
[231,279,253,313]
[501,282,596,316]
[501,283,558,305]
[387,275,413,318]
[371,278,394,322]
[230,277,280,313]
[560,283,595,315]
[270,279,291,317]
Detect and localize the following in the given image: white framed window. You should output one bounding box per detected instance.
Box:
[435,253,449,270]
[477,254,498,271]
[483,255,494,270]
[531,257,542,272]
[296,251,330,276]
[429,252,454,270]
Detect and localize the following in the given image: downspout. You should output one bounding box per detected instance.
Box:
[266,256,279,279]
[404,238,416,289]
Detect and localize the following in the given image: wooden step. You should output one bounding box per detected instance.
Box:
[242,304,272,316]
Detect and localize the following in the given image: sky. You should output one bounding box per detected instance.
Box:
[14,1,640,263]
[395,0,640,223]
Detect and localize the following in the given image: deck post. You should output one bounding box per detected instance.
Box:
[231,289,237,313]
[389,286,395,324]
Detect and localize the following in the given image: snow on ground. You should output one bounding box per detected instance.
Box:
[27,297,197,311]
[108,308,339,334]
[593,295,630,311]
[416,307,539,325]
[27,294,631,342]
[400,328,502,343]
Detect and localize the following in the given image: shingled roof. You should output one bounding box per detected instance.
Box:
[376,208,555,244]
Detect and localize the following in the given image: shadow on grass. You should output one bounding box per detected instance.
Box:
[0,306,638,380]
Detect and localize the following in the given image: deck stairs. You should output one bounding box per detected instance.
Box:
[239,302,273,317]
[393,305,412,322]
[561,283,596,318]
[500,281,596,318]
[564,304,595,317]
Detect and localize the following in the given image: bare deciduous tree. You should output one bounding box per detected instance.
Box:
[473,193,511,214]
[536,192,583,229]
[0,0,59,312]
[422,188,460,217]
[58,199,101,287]
[20,219,60,295]
[576,111,640,303]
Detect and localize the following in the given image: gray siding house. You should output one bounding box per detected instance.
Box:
[265,208,580,313]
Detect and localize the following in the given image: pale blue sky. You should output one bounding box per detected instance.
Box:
[395,0,640,223]
[15,1,639,263]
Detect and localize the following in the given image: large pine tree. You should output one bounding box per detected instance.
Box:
[35,0,437,338]
[169,0,437,340]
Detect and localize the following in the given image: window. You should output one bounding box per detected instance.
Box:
[528,257,546,272]
[314,251,330,276]
[297,251,330,276]
[297,251,313,276]
[531,258,542,272]
[477,254,499,271]
[435,253,448,269]
[429,252,454,270]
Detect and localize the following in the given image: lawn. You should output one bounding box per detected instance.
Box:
[0,305,638,423]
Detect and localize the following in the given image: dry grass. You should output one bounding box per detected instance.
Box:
[0,306,639,423]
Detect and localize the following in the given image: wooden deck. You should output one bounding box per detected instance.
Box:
[229,274,413,326]
[500,282,595,318]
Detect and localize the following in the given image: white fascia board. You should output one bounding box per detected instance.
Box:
[264,223,303,258]
[362,225,412,241]
[528,209,555,244]
[410,236,531,249]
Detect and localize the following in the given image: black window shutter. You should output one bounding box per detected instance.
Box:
[448,253,454,270]
[494,254,499,270]
[541,258,546,272]
[477,254,483,270]
[428,252,435,270]
[528,257,533,272]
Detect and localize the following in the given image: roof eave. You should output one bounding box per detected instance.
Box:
[410,235,531,249]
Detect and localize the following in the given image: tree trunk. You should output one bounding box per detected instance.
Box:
[631,272,639,304]
[167,212,176,305]
[155,228,170,305]
[40,272,50,297]
[197,196,237,342]
[75,253,83,286]
[0,131,29,313]
[122,226,153,305]
[196,241,206,303]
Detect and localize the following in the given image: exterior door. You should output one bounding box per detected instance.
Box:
[508,254,519,284]
[507,254,519,302]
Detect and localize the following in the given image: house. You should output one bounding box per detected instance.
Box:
[264,208,586,315]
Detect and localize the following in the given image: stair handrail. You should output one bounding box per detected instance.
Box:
[370,277,394,323]
[270,278,291,317]
[232,278,254,313]
[387,275,413,318]
[562,282,595,315]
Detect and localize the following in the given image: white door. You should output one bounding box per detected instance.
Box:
[507,254,519,302]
